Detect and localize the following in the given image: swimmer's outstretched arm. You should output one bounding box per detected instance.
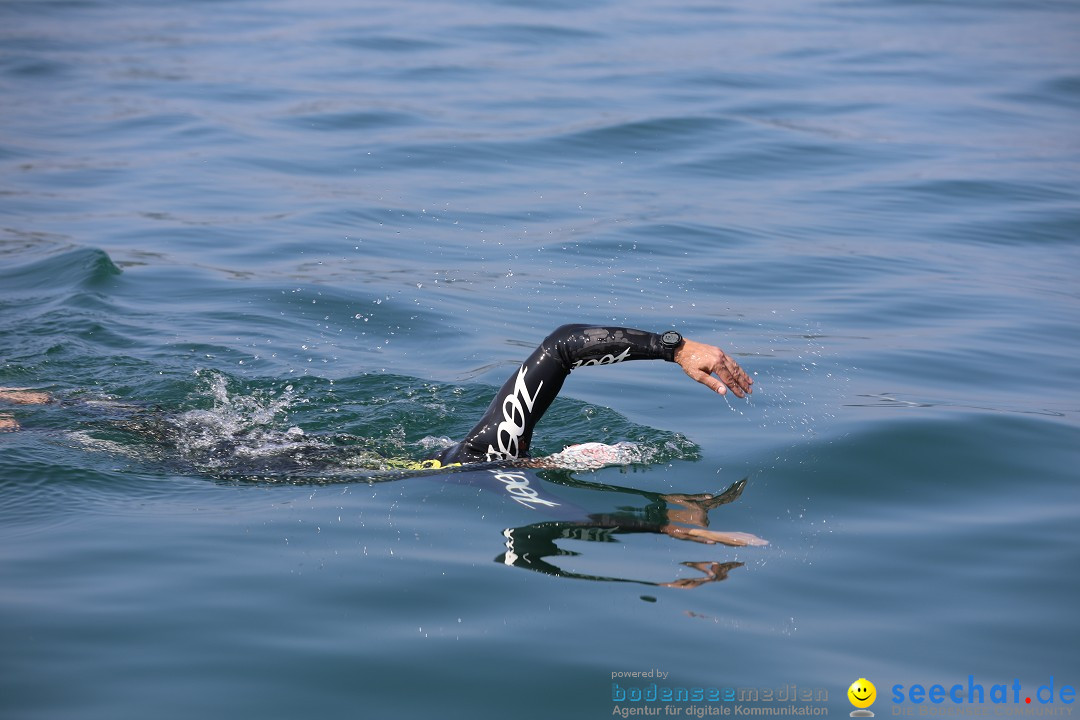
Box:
[432,324,752,465]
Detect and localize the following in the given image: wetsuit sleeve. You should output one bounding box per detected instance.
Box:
[434,324,674,464]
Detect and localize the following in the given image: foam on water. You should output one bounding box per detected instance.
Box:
[169,372,304,466]
[542,441,658,471]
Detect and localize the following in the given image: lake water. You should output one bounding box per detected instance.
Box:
[2,0,1078,718]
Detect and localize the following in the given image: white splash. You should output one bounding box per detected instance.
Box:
[543,441,654,471]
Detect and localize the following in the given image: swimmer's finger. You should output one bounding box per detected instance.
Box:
[686,368,729,396]
[703,362,746,398]
[712,366,742,398]
[716,354,753,397]
[691,369,734,397]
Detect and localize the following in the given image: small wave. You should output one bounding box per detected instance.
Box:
[0,244,121,296]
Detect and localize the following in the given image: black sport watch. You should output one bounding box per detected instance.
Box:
[659,330,683,362]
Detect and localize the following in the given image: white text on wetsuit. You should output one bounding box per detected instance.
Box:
[487,364,543,460]
[570,345,630,369]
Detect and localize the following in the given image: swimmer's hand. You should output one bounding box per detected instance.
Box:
[674,339,753,398]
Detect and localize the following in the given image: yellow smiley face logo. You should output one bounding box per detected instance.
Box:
[848,678,876,708]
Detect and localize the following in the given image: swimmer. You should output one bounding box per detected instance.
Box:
[0,324,751,446]
[2,325,763,555]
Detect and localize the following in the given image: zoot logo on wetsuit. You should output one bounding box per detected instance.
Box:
[487,364,544,461]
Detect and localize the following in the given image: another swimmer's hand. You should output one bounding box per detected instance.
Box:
[673,339,753,398]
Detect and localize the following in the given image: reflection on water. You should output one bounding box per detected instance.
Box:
[498,476,765,588]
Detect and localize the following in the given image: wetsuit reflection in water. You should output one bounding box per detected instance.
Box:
[495,475,756,589]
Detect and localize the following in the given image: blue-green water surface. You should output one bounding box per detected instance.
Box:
[2,1,1078,718]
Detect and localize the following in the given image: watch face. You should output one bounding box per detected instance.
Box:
[661,331,682,346]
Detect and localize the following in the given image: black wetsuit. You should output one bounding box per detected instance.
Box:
[431,324,678,466]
